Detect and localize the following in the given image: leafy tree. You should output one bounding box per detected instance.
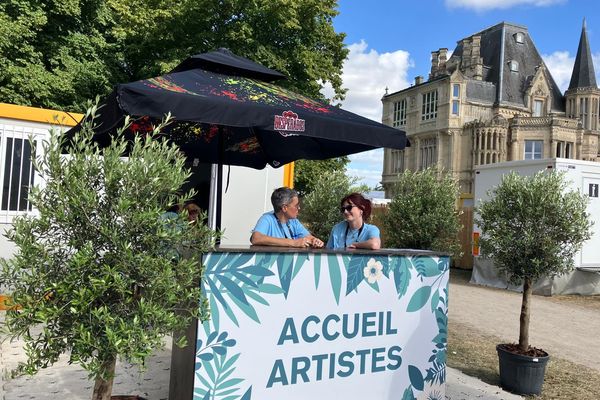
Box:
[294,157,349,197]
[0,106,217,400]
[0,0,120,111]
[0,0,348,111]
[109,0,348,100]
[300,170,367,241]
[476,172,591,352]
[383,168,462,255]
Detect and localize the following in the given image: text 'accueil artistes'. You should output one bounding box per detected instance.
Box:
[266,311,401,388]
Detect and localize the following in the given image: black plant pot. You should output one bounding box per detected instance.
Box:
[496,344,549,395]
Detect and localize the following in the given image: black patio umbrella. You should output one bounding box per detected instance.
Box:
[64,49,408,227]
[65,49,407,169]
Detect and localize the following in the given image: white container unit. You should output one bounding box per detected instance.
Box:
[472,158,600,295]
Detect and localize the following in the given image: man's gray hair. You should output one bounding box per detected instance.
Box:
[271,187,298,213]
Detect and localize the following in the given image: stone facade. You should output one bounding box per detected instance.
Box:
[381,21,600,196]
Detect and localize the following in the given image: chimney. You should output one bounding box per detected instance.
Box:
[415,76,424,85]
[438,48,448,75]
[430,50,440,80]
[461,39,472,68]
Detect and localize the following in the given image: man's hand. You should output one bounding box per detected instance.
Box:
[291,237,312,248]
[310,237,324,248]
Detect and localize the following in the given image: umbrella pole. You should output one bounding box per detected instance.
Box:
[215,126,224,237]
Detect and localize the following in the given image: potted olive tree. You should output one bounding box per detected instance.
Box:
[476,171,591,395]
[0,106,217,400]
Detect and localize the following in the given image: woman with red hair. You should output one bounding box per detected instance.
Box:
[326,193,381,250]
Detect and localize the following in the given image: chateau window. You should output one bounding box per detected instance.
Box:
[556,141,573,158]
[452,101,460,115]
[393,99,407,127]
[580,98,589,129]
[514,32,524,44]
[533,100,543,117]
[452,84,460,116]
[391,149,405,173]
[421,90,438,121]
[592,98,598,130]
[452,84,460,98]
[508,60,519,72]
[419,138,437,169]
[0,124,45,222]
[524,140,543,160]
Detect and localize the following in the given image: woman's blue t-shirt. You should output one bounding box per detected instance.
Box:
[326,221,380,249]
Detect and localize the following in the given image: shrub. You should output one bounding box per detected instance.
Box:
[0,105,217,400]
[383,168,461,255]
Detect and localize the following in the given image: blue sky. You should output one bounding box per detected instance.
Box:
[326,0,600,189]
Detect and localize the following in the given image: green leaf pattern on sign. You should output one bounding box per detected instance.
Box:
[195,330,250,400]
[197,252,449,399]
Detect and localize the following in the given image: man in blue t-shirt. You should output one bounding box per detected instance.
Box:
[251,187,324,248]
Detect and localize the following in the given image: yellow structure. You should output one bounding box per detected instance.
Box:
[0,103,82,126]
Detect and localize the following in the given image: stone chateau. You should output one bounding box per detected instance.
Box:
[381,21,600,196]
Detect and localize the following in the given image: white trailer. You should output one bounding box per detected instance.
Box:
[472,158,600,295]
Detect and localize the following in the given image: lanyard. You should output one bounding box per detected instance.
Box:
[345,222,364,248]
[274,214,294,239]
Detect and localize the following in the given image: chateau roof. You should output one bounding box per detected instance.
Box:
[448,22,565,112]
[568,20,597,90]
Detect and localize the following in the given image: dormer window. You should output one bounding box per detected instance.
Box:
[514,32,524,44]
[533,100,544,117]
[508,60,519,72]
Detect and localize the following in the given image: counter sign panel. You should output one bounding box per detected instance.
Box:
[194,251,449,400]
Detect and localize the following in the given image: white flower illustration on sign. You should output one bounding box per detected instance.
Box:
[363,258,383,284]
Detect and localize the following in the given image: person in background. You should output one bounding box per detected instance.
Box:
[251,187,324,248]
[327,193,381,250]
[183,202,201,224]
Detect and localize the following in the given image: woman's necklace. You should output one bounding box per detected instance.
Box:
[345,222,364,248]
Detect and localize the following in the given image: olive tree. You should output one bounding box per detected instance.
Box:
[383,168,462,255]
[0,106,217,400]
[476,171,591,352]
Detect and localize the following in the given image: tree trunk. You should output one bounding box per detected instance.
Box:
[518,277,532,352]
[92,356,117,400]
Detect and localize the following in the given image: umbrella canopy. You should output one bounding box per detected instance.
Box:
[65,50,407,169]
[171,48,287,82]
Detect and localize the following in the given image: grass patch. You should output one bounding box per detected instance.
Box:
[448,269,600,399]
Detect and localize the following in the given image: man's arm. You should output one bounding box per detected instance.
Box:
[251,231,312,248]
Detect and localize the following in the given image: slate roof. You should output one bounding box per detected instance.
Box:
[568,20,597,90]
[448,22,565,112]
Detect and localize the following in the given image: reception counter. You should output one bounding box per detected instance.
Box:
[171,246,449,400]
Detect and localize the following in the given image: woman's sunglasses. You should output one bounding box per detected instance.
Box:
[340,205,355,213]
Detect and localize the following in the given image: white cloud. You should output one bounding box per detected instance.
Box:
[321,41,412,189]
[445,0,565,11]
[542,51,600,93]
[542,51,574,93]
[322,40,412,121]
[349,148,384,164]
[347,166,384,189]
[347,149,384,188]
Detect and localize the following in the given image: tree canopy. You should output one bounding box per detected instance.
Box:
[0,0,348,112]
